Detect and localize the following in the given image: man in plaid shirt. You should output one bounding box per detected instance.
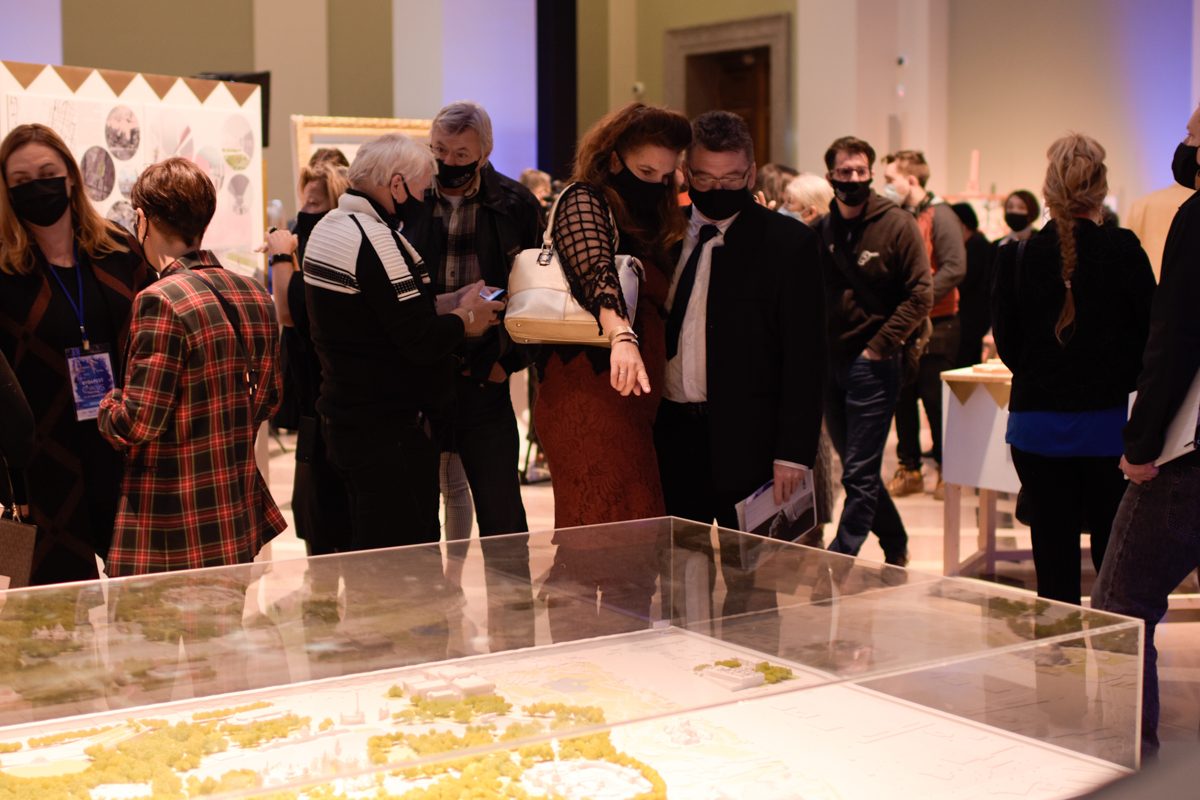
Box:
[98,158,284,575]
[406,101,542,537]
[405,102,543,649]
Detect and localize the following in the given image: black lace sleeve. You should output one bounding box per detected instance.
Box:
[553,183,629,328]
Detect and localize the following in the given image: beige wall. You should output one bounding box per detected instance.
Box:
[947,0,1190,212]
[255,0,329,219]
[578,0,611,136]
[63,0,255,75]
[576,0,950,181]
[327,0,393,118]
[635,0,796,111]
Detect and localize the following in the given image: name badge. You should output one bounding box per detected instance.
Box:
[65,346,115,421]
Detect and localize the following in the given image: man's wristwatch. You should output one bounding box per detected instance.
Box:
[269,253,295,266]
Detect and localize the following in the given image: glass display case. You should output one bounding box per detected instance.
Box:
[0,518,1142,799]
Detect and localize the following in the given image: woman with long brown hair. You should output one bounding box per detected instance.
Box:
[0,123,147,584]
[992,133,1155,605]
[534,102,691,530]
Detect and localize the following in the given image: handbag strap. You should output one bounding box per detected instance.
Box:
[539,182,621,266]
[180,269,260,396]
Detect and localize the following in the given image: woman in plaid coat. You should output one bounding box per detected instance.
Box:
[98,158,284,575]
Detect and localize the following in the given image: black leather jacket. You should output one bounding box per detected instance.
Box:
[406,163,543,381]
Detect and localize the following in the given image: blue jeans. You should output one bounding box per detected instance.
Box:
[433,373,529,537]
[1091,456,1200,757]
[825,352,907,557]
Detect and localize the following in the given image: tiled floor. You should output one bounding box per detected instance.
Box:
[258,379,1200,754]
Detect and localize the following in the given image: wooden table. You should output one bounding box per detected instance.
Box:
[940,366,1027,577]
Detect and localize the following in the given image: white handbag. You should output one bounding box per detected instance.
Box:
[505,183,643,347]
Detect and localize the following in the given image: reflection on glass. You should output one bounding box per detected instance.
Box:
[0,518,1142,799]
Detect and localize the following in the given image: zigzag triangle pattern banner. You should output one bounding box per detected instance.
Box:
[0,61,264,278]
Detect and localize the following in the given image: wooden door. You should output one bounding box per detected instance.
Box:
[684,46,770,164]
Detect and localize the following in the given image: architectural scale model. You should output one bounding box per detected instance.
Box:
[0,629,1131,800]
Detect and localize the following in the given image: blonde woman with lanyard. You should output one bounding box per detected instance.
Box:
[0,123,147,584]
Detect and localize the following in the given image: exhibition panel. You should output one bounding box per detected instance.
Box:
[0,60,266,278]
[0,519,1141,798]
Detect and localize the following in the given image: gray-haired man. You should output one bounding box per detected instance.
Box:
[405,101,543,649]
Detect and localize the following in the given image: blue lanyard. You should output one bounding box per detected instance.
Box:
[45,246,89,350]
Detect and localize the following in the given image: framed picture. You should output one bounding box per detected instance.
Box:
[290,114,432,188]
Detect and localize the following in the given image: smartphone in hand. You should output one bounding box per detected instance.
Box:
[480,287,507,301]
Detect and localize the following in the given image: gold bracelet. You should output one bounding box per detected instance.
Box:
[607,325,635,345]
[611,333,639,347]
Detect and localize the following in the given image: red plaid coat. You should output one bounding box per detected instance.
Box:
[98,252,285,575]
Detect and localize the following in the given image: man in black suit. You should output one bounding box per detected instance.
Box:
[653,111,827,628]
[1092,103,1200,760]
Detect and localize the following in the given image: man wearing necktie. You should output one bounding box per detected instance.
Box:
[654,111,827,629]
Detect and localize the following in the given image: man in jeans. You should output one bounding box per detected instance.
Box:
[406,100,542,539]
[405,101,543,650]
[881,150,966,500]
[818,137,932,564]
[1092,106,1200,759]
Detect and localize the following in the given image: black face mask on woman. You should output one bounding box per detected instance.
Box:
[829,178,871,208]
[1004,212,1030,233]
[293,210,328,261]
[688,184,751,221]
[612,154,668,219]
[294,210,327,242]
[1173,142,1199,188]
[9,176,71,227]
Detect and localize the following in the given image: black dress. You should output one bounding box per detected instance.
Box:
[0,349,34,508]
[0,230,147,584]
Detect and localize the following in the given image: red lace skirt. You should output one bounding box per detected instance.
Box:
[534,314,666,533]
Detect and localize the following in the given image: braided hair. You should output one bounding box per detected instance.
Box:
[1042,133,1108,343]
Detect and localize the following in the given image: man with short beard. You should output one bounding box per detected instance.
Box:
[817,137,932,566]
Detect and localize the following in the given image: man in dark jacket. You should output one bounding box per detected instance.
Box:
[1092,107,1200,759]
[818,137,933,563]
[654,111,827,630]
[405,100,542,539]
[404,101,543,650]
[950,202,994,369]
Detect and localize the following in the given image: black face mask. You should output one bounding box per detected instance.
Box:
[293,210,328,261]
[829,178,872,208]
[688,185,750,221]
[10,176,71,227]
[612,155,668,219]
[294,210,326,241]
[1173,142,1199,189]
[437,158,479,190]
[1005,212,1030,233]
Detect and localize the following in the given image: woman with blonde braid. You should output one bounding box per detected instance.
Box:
[992,134,1156,605]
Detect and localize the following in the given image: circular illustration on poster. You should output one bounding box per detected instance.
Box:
[193,146,225,191]
[228,174,250,215]
[221,115,254,170]
[106,201,136,235]
[80,146,115,202]
[105,105,140,160]
[118,166,139,198]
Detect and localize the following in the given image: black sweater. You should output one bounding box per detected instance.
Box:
[992,219,1155,413]
[305,191,466,420]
